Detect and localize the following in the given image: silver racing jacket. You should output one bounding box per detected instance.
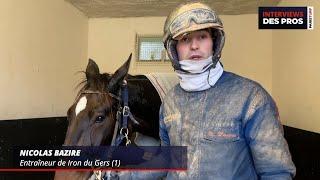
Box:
[159,71,296,180]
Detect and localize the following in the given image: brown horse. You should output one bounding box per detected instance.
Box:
[54,54,161,179]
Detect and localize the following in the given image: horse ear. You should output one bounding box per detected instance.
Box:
[86,59,100,81]
[107,53,132,92]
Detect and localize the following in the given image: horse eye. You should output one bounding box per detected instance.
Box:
[95,115,105,123]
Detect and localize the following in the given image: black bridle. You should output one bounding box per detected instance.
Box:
[75,80,142,180]
[110,79,132,146]
[76,79,139,147]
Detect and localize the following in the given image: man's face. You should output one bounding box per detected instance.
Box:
[176,30,213,61]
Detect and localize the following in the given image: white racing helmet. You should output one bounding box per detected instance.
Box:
[163,2,225,71]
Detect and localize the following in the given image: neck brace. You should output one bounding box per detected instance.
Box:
[179,56,213,74]
[176,57,223,92]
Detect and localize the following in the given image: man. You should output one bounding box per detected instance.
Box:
[160,2,296,179]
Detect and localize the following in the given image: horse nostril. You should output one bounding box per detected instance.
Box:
[95,116,105,123]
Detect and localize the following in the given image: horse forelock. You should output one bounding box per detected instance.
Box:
[72,73,114,116]
[76,72,112,96]
[65,72,116,146]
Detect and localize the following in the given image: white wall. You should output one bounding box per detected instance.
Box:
[88,17,173,75]
[0,0,88,120]
[222,15,273,93]
[273,0,320,133]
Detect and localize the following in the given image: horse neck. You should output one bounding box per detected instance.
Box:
[126,75,159,115]
[126,75,161,138]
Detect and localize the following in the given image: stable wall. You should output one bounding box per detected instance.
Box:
[88,17,172,75]
[0,0,88,120]
[273,0,320,133]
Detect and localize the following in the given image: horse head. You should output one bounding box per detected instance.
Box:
[64,54,132,146]
[54,55,131,180]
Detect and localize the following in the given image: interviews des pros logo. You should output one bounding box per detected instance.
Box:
[259,7,313,30]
